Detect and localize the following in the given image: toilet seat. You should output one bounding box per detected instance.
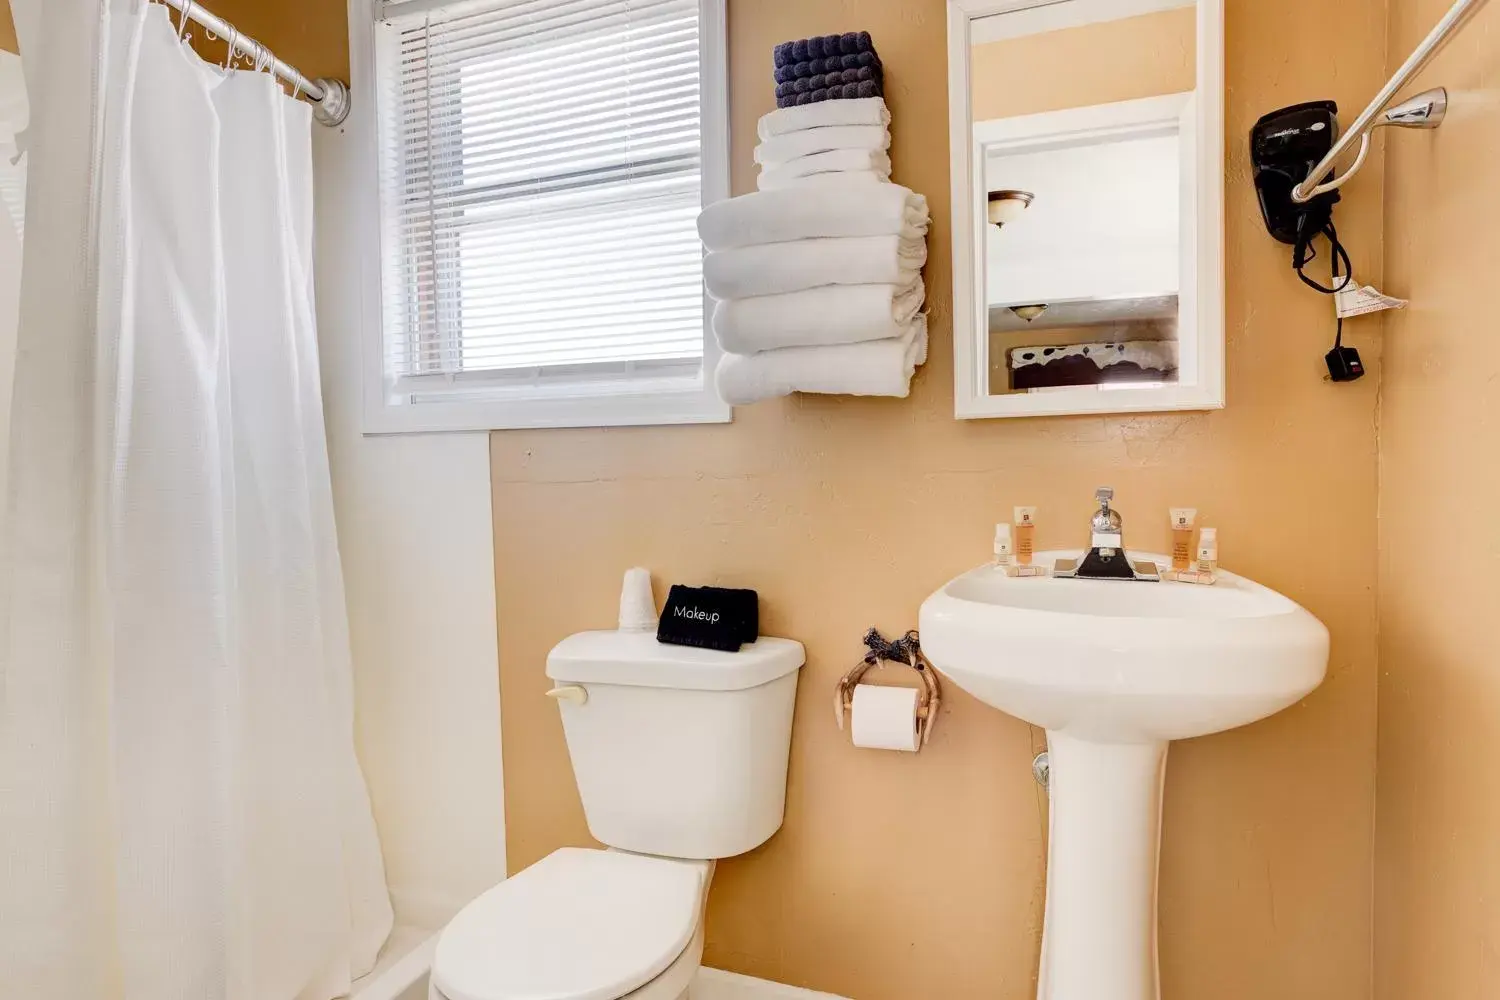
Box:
[431,848,709,1000]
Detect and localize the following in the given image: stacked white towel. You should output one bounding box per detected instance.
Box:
[754,97,894,190]
[696,98,931,405]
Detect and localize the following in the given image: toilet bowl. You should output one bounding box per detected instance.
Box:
[430,849,713,1000]
[429,629,805,1000]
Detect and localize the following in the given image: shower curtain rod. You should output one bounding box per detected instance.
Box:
[159,0,351,127]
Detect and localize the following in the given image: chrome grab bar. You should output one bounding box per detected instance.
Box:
[1291,0,1486,203]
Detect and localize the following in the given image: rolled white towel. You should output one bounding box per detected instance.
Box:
[715,315,928,405]
[758,97,891,140]
[714,281,926,354]
[697,184,930,252]
[757,149,892,190]
[705,235,927,300]
[754,125,890,167]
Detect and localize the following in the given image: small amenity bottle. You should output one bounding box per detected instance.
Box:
[1196,527,1219,574]
[994,523,1014,566]
[1170,508,1197,571]
[1014,507,1037,566]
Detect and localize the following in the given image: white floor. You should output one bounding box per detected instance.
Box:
[348,928,849,1000]
[693,969,849,1000]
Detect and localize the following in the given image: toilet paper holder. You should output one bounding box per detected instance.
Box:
[834,629,943,748]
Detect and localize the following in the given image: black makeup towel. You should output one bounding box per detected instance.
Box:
[657,585,760,653]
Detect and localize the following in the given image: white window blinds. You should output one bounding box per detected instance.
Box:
[377,0,708,383]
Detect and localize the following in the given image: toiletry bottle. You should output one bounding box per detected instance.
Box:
[994,524,1014,566]
[1170,508,1197,571]
[1196,527,1219,574]
[1014,507,1037,566]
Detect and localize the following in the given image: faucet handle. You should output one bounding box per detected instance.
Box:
[1095,486,1114,507]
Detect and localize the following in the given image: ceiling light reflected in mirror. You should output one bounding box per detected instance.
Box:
[987,189,1035,228]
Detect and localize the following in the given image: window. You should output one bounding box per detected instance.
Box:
[370,0,729,432]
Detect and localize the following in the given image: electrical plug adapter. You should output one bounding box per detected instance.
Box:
[1325,345,1365,382]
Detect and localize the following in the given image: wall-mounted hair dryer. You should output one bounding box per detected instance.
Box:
[1250,100,1341,245]
[1250,101,1364,381]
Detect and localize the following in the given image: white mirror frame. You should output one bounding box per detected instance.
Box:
[947,0,1225,419]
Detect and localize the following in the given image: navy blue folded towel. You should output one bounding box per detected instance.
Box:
[773,31,875,69]
[775,66,882,100]
[776,81,882,109]
[773,52,882,84]
[771,32,882,108]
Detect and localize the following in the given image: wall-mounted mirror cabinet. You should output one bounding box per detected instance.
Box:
[947,0,1225,419]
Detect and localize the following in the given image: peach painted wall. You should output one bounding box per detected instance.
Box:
[1376,1,1500,997]
[489,2,1384,999]
[970,6,1196,121]
[214,1,1385,997]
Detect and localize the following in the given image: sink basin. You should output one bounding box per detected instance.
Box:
[919,551,1328,1000]
[920,551,1329,743]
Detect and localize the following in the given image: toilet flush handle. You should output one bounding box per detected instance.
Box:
[545,685,588,706]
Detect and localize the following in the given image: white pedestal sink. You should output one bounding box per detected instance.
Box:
[919,552,1328,1000]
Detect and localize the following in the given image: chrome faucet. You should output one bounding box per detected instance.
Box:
[1089,487,1123,555]
[1055,486,1159,581]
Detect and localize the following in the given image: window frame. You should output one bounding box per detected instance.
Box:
[356,0,732,434]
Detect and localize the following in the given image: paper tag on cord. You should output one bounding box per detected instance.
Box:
[1336,281,1408,319]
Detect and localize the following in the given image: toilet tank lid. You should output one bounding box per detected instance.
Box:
[546,631,805,691]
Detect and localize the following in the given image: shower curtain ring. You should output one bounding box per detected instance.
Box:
[224,27,240,69]
[177,0,194,41]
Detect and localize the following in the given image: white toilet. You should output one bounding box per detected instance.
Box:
[429,628,806,1000]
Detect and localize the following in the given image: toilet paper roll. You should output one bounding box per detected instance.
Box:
[850,684,922,752]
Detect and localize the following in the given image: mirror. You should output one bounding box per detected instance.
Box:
[948,0,1224,418]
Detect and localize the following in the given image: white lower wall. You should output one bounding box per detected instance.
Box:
[312,118,506,932]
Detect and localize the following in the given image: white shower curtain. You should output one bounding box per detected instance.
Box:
[0,3,393,998]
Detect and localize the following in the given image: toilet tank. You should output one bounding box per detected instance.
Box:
[546,630,805,860]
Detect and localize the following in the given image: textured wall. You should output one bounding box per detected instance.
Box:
[1376,1,1500,998]
[211,0,1387,996]
[490,2,1385,998]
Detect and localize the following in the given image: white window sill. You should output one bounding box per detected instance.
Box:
[363,382,732,434]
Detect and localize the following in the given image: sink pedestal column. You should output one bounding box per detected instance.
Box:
[1038,732,1168,1000]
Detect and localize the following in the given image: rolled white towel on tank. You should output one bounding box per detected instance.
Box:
[697,184,929,251]
[757,149,892,190]
[758,97,891,140]
[714,281,926,354]
[715,315,929,405]
[705,235,927,300]
[753,124,890,167]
